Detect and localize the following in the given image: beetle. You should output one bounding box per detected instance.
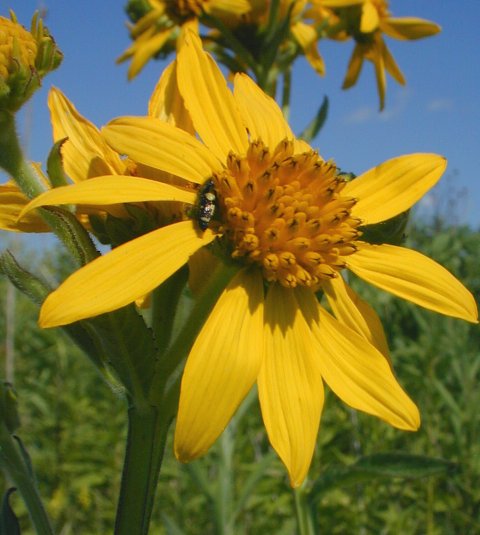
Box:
[197,179,217,231]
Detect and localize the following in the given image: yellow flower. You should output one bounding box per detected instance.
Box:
[48,87,128,184]
[117,0,252,79]
[23,32,477,486]
[0,11,62,112]
[0,181,49,232]
[315,0,441,109]
[241,0,326,76]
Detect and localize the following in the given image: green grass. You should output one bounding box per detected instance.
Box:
[1,221,478,534]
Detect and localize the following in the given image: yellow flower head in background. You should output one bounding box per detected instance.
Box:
[0,181,49,232]
[117,0,252,79]
[0,11,62,112]
[23,32,477,487]
[315,0,441,109]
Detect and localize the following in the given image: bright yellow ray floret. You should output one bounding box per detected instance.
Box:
[314,0,441,109]
[21,31,477,487]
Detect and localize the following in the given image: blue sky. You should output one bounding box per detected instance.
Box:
[6,1,480,237]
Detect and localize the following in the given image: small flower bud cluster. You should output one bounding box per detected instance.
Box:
[0,11,62,112]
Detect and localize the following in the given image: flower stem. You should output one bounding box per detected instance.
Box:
[294,485,316,535]
[114,403,170,535]
[0,111,46,198]
[0,425,54,535]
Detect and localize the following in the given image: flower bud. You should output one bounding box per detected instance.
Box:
[0,11,62,112]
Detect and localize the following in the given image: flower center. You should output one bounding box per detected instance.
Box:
[210,139,362,288]
[165,0,206,22]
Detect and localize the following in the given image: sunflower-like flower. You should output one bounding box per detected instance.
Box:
[118,0,325,85]
[22,33,477,486]
[314,0,441,109]
[117,0,252,79]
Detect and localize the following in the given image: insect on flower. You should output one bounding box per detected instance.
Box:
[196,178,217,231]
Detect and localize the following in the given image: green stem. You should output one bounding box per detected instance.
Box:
[0,111,99,266]
[281,67,292,121]
[114,403,171,535]
[115,262,238,534]
[294,486,316,535]
[0,426,54,535]
[0,111,46,198]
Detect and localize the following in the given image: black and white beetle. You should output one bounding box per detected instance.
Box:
[197,179,217,231]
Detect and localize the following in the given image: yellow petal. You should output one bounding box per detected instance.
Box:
[208,0,251,15]
[297,288,420,430]
[342,44,364,89]
[125,28,172,80]
[291,22,325,76]
[382,42,405,85]
[175,269,264,461]
[323,276,390,358]
[372,39,386,111]
[320,0,365,6]
[148,60,195,134]
[48,88,124,182]
[40,221,215,327]
[233,73,294,150]
[345,154,447,225]
[177,31,248,161]
[103,116,220,185]
[19,176,196,218]
[360,1,380,33]
[0,182,49,232]
[258,284,324,488]
[382,18,441,41]
[348,242,478,323]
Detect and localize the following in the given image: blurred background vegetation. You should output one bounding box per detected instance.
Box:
[1,198,479,534]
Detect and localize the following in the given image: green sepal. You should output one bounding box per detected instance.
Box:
[46,138,68,188]
[93,207,157,248]
[125,0,152,24]
[0,488,21,535]
[360,210,410,246]
[309,453,458,501]
[298,96,329,142]
[30,13,63,78]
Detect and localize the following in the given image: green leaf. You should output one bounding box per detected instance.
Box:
[298,96,329,142]
[0,383,20,435]
[0,488,21,535]
[233,452,276,521]
[0,250,51,306]
[0,250,110,376]
[161,513,186,535]
[83,305,157,402]
[12,436,35,481]
[309,453,458,500]
[46,138,68,188]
